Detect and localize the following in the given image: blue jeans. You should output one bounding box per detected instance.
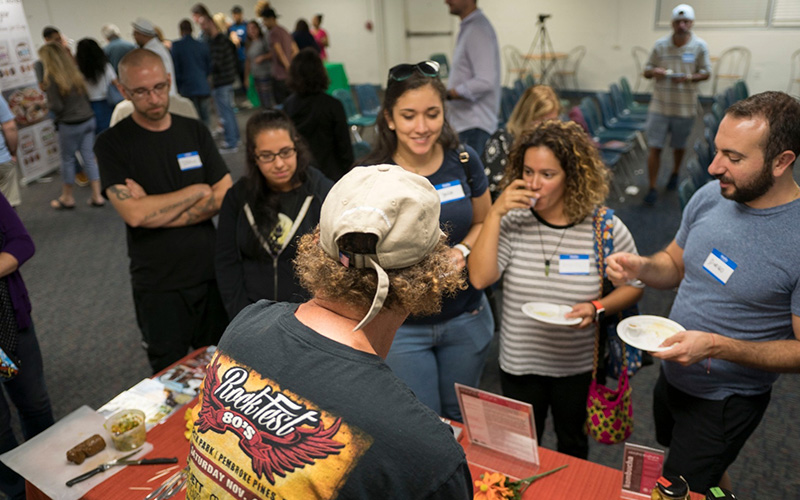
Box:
[385,294,494,420]
[0,323,55,499]
[188,95,212,128]
[89,100,113,134]
[458,128,491,157]
[58,118,99,184]
[211,84,240,148]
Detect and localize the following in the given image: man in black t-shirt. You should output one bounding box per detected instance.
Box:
[95,49,233,373]
[187,166,473,499]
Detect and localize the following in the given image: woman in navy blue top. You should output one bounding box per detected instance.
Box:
[361,61,493,421]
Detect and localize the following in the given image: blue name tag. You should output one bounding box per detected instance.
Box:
[177,151,203,171]
[702,248,737,285]
[559,254,590,275]
[434,181,466,204]
[682,52,696,64]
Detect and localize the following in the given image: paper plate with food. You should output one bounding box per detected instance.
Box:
[617,315,685,352]
[521,302,582,326]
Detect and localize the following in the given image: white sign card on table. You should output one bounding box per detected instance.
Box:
[620,442,665,499]
[0,0,60,183]
[455,383,540,479]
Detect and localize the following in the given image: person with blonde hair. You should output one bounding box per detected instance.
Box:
[38,43,105,209]
[482,84,561,197]
[469,120,643,459]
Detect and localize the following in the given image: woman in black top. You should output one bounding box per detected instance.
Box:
[282,48,353,181]
[292,19,319,53]
[215,110,333,321]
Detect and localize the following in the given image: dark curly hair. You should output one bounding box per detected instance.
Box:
[244,110,313,237]
[499,120,609,223]
[287,48,329,95]
[360,69,458,165]
[75,38,109,84]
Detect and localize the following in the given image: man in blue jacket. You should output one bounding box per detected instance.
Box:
[171,19,212,127]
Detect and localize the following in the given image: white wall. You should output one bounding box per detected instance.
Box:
[22,0,799,94]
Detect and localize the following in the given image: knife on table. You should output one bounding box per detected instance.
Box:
[66,451,178,487]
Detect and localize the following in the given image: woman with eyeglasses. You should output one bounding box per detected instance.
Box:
[361,60,493,421]
[469,120,643,458]
[38,43,105,209]
[215,109,333,321]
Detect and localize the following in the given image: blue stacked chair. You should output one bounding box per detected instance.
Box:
[580,98,638,143]
[594,92,646,131]
[353,84,381,120]
[609,84,647,121]
[333,88,376,143]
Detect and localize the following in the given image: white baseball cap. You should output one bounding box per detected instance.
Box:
[672,4,695,21]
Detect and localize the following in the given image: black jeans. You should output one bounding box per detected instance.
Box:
[133,280,228,373]
[500,369,592,459]
[0,323,55,499]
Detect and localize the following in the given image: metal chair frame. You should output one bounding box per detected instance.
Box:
[711,47,751,95]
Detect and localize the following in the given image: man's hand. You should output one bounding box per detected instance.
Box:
[652,330,714,366]
[606,252,644,287]
[125,178,147,199]
[651,67,667,80]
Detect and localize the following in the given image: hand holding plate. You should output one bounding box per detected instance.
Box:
[651,330,715,365]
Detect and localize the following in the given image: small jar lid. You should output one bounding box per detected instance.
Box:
[656,476,689,498]
[705,486,737,500]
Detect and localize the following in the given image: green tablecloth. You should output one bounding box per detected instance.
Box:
[325,62,350,95]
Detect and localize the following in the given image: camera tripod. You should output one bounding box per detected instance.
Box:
[524,14,560,85]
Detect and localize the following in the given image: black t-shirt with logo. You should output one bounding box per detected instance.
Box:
[187,301,472,500]
[95,114,229,291]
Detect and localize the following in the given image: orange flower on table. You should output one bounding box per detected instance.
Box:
[474,471,514,500]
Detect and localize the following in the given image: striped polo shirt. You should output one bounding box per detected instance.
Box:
[645,33,711,118]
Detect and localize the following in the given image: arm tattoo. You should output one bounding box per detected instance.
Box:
[108,185,132,200]
[142,193,205,222]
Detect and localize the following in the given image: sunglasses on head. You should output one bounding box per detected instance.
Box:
[387,60,441,82]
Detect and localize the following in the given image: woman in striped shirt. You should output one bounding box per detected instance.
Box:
[469,120,643,458]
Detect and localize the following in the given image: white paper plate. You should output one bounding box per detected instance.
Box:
[617,315,685,352]
[521,302,581,326]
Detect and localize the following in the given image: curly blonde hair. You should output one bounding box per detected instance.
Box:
[294,230,465,317]
[498,120,609,224]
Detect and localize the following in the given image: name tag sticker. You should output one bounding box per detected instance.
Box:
[559,254,590,275]
[681,52,696,64]
[703,248,737,285]
[434,181,466,204]
[177,151,203,171]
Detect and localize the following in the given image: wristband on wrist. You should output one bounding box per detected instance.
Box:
[454,243,471,259]
[591,300,605,323]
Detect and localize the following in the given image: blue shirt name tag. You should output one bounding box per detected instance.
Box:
[682,52,696,64]
[559,254,590,275]
[434,181,466,204]
[703,248,737,285]
[177,151,203,171]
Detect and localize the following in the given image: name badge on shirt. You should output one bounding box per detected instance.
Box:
[434,181,466,204]
[559,254,590,275]
[682,52,696,64]
[703,248,737,285]
[177,151,203,171]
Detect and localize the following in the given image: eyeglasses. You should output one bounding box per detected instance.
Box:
[123,81,170,100]
[254,146,296,163]
[387,61,440,82]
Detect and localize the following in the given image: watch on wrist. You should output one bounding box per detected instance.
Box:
[454,243,471,259]
[591,300,605,323]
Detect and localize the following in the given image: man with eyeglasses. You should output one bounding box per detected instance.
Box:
[445,0,500,157]
[94,49,232,374]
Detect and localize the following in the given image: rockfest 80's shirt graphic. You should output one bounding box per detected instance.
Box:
[186,352,374,499]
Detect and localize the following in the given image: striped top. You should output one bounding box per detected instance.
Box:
[645,33,711,118]
[497,209,638,377]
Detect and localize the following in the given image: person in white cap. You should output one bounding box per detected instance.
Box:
[131,17,177,95]
[186,165,472,499]
[642,3,710,205]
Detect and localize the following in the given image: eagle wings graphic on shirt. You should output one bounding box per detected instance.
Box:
[186,353,373,500]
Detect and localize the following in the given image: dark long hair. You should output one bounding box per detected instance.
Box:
[75,38,109,84]
[361,70,458,165]
[288,47,328,95]
[244,109,313,235]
